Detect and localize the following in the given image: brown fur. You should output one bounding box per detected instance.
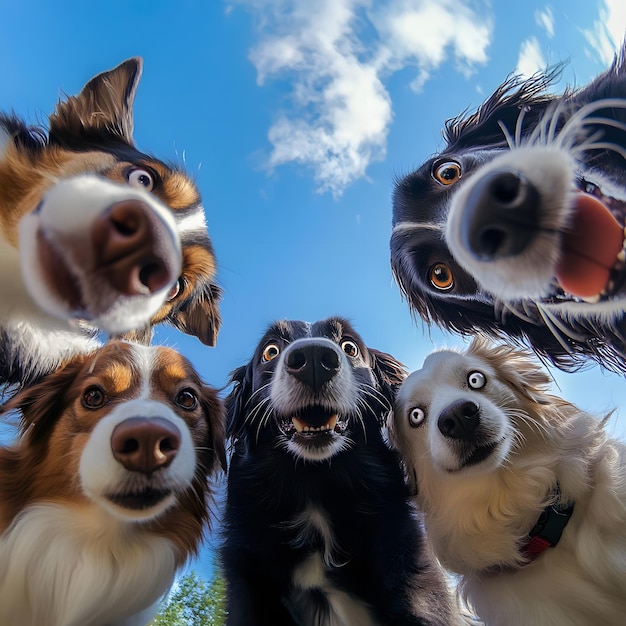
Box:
[0,341,226,559]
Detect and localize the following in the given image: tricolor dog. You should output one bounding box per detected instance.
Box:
[0,58,221,387]
[0,340,226,626]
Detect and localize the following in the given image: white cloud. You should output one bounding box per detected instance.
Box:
[535,6,554,38]
[516,36,547,78]
[235,0,493,196]
[583,0,626,65]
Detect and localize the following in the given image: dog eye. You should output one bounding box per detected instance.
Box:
[340,340,359,358]
[468,371,486,389]
[176,388,198,410]
[432,160,461,186]
[167,279,182,301]
[127,168,155,191]
[262,343,280,362]
[408,407,425,427]
[429,263,454,291]
[82,386,106,409]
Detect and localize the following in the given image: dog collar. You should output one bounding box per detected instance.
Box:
[482,486,574,576]
[521,488,574,562]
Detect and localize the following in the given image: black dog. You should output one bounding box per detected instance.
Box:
[391,45,626,372]
[222,317,458,626]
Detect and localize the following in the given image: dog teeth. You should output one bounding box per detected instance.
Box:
[292,415,338,433]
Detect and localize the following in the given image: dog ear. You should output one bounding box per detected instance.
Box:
[369,349,408,427]
[369,348,407,401]
[0,359,84,443]
[224,364,254,442]
[198,386,227,473]
[167,283,222,347]
[48,57,142,146]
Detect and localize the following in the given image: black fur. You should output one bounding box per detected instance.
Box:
[221,317,457,626]
[391,45,626,373]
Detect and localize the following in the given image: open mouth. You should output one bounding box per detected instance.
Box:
[549,179,626,305]
[37,231,87,313]
[106,487,172,510]
[278,405,348,440]
[457,438,503,470]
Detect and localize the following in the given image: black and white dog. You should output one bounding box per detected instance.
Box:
[222,317,459,626]
[391,44,626,372]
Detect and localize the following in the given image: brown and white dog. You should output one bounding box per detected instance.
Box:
[0,58,221,388]
[392,338,626,626]
[0,340,226,626]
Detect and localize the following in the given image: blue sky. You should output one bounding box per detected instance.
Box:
[2,0,626,581]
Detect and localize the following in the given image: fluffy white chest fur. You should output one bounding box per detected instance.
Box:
[0,503,178,626]
[393,340,626,626]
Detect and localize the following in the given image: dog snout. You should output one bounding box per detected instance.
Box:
[438,400,480,441]
[91,200,180,296]
[285,340,341,392]
[111,417,181,474]
[460,170,540,260]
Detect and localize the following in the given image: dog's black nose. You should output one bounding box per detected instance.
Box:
[438,400,480,440]
[460,170,540,260]
[285,340,341,392]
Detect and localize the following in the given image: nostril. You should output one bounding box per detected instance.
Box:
[118,438,140,454]
[111,216,138,237]
[286,350,306,371]
[461,401,480,418]
[109,202,144,238]
[159,437,178,454]
[320,350,339,371]
[490,171,523,205]
[477,228,507,258]
[139,260,170,292]
[439,417,456,436]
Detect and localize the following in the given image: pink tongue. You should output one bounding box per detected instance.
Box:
[555,194,623,298]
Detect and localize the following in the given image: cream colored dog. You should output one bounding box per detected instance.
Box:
[392,338,626,626]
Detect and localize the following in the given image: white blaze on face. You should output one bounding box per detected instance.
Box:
[79,344,197,522]
[18,174,182,333]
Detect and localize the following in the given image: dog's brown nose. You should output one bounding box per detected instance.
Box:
[438,400,480,440]
[91,200,179,296]
[111,417,181,474]
[460,170,540,260]
[285,340,341,392]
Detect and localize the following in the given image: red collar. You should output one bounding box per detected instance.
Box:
[482,487,574,576]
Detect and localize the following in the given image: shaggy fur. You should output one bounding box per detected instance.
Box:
[222,317,460,626]
[391,44,626,373]
[392,338,626,625]
[0,341,226,626]
[0,58,221,389]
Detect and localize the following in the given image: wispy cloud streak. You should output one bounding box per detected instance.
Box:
[583,0,626,65]
[235,0,493,195]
